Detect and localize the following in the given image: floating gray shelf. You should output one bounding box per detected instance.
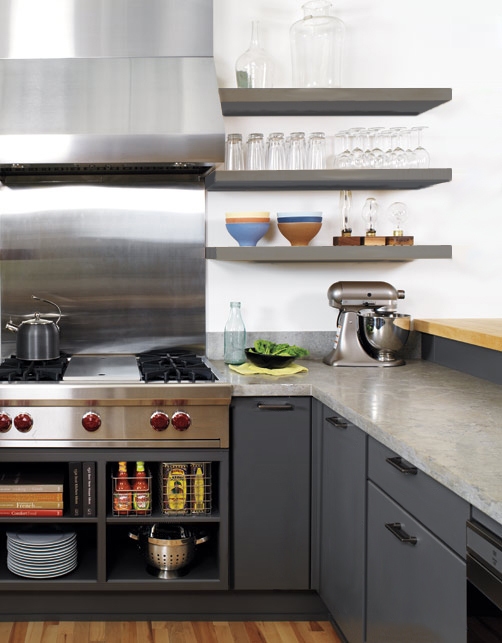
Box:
[218,88,452,117]
[205,169,452,191]
[205,246,452,262]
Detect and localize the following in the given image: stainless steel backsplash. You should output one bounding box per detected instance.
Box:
[0,181,206,358]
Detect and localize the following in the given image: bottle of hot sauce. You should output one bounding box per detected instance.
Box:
[113,461,132,515]
[132,461,150,515]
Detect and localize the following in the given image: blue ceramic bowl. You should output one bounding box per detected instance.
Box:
[277,216,322,223]
[225,221,270,247]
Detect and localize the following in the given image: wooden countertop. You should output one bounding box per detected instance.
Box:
[414,318,502,352]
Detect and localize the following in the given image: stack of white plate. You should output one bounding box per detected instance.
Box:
[6,530,77,579]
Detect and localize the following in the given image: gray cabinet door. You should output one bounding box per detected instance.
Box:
[318,406,366,643]
[231,396,311,590]
[366,482,466,643]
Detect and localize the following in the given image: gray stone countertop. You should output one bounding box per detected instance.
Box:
[210,358,502,525]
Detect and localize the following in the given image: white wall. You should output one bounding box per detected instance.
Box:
[208,0,502,334]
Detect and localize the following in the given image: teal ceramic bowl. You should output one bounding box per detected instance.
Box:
[225,221,270,247]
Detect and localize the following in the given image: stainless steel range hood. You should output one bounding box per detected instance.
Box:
[0,0,224,166]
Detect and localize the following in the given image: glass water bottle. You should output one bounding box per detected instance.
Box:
[224,302,247,365]
[290,0,345,88]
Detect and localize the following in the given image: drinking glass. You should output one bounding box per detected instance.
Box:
[390,127,408,168]
[266,132,286,170]
[225,133,244,170]
[307,131,327,169]
[382,129,397,169]
[362,129,377,168]
[287,131,307,169]
[245,133,266,170]
[411,126,430,168]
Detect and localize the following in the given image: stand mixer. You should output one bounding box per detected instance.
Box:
[323,281,412,367]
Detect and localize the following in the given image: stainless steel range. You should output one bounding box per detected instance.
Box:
[0,349,231,448]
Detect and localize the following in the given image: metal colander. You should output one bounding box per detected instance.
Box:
[129,524,209,579]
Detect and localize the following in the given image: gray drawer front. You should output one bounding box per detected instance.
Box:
[367,482,466,643]
[368,437,469,556]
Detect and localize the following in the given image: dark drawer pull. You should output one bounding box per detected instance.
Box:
[385,522,418,545]
[326,416,348,429]
[256,403,294,411]
[386,456,418,475]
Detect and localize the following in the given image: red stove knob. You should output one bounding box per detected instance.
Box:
[0,412,12,432]
[14,413,33,433]
[171,411,191,431]
[150,411,169,432]
[82,411,101,432]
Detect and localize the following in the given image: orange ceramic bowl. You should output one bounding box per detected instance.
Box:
[277,221,322,246]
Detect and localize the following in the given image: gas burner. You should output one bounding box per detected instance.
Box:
[137,350,218,384]
[0,355,69,382]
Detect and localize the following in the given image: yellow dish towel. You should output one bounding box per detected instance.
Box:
[229,362,308,377]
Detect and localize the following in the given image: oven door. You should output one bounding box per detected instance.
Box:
[467,520,502,642]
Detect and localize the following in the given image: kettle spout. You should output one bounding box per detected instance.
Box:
[5,320,19,333]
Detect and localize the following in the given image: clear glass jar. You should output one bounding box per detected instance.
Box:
[235,21,274,88]
[225,133,244,170]
[290,0,345,88]
[224,302,247,365]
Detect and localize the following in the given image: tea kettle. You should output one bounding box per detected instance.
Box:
[5,296,62,361]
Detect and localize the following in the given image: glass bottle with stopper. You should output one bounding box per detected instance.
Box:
[235,21,274,88]
[362,197,379,236]
[387,201,408,236]
[340,190,352,236]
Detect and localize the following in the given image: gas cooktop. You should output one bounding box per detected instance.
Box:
[0,349,219,384]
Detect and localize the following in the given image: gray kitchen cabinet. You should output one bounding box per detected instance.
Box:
[315,403,367,643]
[366,437,469,643]
[230,396,311,590]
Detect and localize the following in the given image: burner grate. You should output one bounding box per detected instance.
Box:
[0,356,69,382]
[137,350,217,384]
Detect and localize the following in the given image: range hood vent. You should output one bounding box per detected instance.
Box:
[0,0,225,166]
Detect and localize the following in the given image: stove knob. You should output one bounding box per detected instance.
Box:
[14,413,33,433]
[150,411,169,432]
[171,411,191,431]
[0,412,12,432]
[82,411,101,432]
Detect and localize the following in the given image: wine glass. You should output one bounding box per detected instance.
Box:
[411,126,430,168]
[334,131,351,169]
[347,128,365,168]
[387,201,408,236]
[390,127,408,168]
[368,127,385,168]
[362,129,377,168]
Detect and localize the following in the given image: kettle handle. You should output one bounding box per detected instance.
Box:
[32,295,62,326]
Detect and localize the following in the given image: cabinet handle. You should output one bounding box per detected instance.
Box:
[385,522,418,545]
[386,456,418,475]
[256,403,294,411]
[326,416,348,429]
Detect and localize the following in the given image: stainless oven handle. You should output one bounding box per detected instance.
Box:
[467,553,502,611]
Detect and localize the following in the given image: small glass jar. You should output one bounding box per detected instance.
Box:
[224,302,247,365]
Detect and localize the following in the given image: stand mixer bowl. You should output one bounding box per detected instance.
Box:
[358,311,412,361]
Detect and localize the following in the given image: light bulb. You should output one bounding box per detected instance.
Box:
[362,197,379,236]
[387,201,408,236]
[339,190,352,236]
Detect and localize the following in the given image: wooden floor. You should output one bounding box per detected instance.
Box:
[0,621,342,643]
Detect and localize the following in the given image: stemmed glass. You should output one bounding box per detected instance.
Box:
[362,129,377,168]
[347,128,365,168]
[382,130,397,169]
[411,126,430,168]
[334,131,351,169]
[390,127,408,168]
[368,127,385,168]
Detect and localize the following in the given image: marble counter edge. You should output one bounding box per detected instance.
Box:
[211,359,502,526]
